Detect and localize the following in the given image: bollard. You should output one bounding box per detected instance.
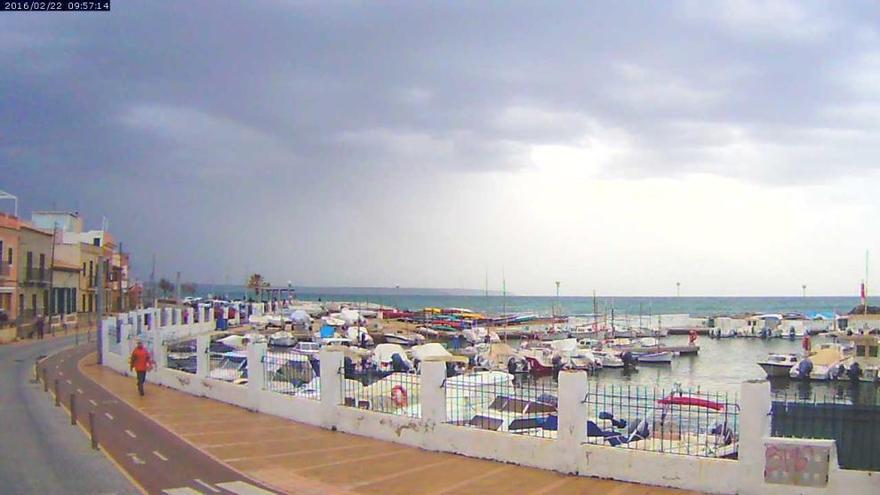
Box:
[54,379,60,406]
[43,367,48,392]
[70,393,76,425]
[89,411,98,449]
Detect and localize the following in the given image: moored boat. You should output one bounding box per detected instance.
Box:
[757,353,799,378]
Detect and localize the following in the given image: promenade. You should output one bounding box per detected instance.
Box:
[65,347,699,494]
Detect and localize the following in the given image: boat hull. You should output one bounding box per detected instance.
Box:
[758,363,794,378]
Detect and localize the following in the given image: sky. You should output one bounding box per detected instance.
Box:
[3,1,880,296]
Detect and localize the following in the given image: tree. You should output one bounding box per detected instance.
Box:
[246,273,264,300]
[158,278,175,298]
[181,282,197,297]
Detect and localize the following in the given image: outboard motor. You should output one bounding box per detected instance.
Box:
[343,356,354,378]
[797,359,813,379]
[309,358,321,377]
[620,351,636,368]
[551,354,563,371]
[390,353,410,372]
[507,357,519,374]
[847,362,861,382]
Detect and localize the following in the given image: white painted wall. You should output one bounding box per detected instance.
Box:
[98,322,879,495]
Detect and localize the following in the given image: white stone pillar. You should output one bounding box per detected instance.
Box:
[207,305,214,323]
[152,328,165,371]
[101,319,112,362]
[557,369,589,474]
[196,334,210,379]
[247,342,267,410]
[737,380,772,495]
[319,349,345,428]
[123,323,135,357]
[420,361,448,424]
[186,307,194,326]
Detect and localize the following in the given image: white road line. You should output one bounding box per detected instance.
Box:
[126,452,146,465]
[89,399,98,406]
[76,388,83,394]
[162,488,202,495]
[105,412,114,420]
[153,450,168,461]
[125,429,137,438]
[194,479,221,493]
[65,379,72,385]
[216,481,275,495]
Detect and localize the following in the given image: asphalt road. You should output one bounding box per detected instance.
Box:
[0,335,139,494]
[44,344,280,495]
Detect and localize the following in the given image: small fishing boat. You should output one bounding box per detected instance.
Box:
[592,350,625,368]
[757,353,799,378]
[790,343,852,380]
[637,352,672,364]
[268,330,297,347]
[383,332,426,346]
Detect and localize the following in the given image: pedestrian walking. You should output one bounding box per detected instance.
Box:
[129,340,154,396]
[36,314,45,339]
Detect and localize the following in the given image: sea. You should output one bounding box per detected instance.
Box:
[196,287,878,404]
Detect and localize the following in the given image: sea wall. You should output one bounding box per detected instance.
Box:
[99,311,879,495]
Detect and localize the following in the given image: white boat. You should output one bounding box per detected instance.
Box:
[637,352,672,364]
[549,338,602,371]
[383,332,426,346]
[208,350,248,383]
[708,327,736,338]
[790,343,852,380]
[268,330,297,347]
[291,341,321,358]
[757,353,799,378]
[372,343,413,371]
[345,326,374,347]
[462,327,501,345]
[840,334,880,382]
[473,343,530,373]
[593,350,625,368]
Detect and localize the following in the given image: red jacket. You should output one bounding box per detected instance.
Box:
[130,346,153,372]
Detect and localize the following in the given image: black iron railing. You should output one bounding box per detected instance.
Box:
[263,349,320,399]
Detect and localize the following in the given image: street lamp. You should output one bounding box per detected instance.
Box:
[802,284,807,299]
[676,282,681,298]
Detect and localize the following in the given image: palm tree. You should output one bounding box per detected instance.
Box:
[246,273,263,301]
[158,278,174,298]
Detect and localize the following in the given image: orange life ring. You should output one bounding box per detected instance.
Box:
[391,384,408,407]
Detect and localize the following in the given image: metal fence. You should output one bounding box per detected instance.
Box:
[771,392,880,471]
[263,349,320,399]
[342,370,422,417]
[207,347,247,384]
[583,383,739,459]
[165,338,197,374]
[445,374,558,439]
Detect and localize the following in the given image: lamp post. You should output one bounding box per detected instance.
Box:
[676,282,681,298]
[554,281,561,318]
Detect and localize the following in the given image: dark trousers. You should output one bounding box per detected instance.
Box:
[136,371,146,396]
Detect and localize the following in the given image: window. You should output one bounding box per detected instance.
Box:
[26,251,33,270]
[870,346,879,358]
[39,253,45,269]
[7,247,11,265]
[857,345,866,357]
[82,294,86,312]
[31,294,37,311]
[0,241,3,262]
[93,237,100,246]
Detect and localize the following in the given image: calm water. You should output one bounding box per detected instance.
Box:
[520,335,880,405]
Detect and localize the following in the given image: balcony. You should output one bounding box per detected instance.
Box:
[24,267,50,285]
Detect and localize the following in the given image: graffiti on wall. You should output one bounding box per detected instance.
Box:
[764,442,830,487]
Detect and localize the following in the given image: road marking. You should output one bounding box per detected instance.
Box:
[216,481,276,495]
[126,452,146,465]
[76,388,83,394]
[163,488,203,495]
[163,488,202,495]
[194,479,221,493]
[89,399,98,406]
[105,412,114,420]
[125,429,137,438]
[153,450,168,461]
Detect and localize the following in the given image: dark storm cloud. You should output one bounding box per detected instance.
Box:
[2,1,880,284]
